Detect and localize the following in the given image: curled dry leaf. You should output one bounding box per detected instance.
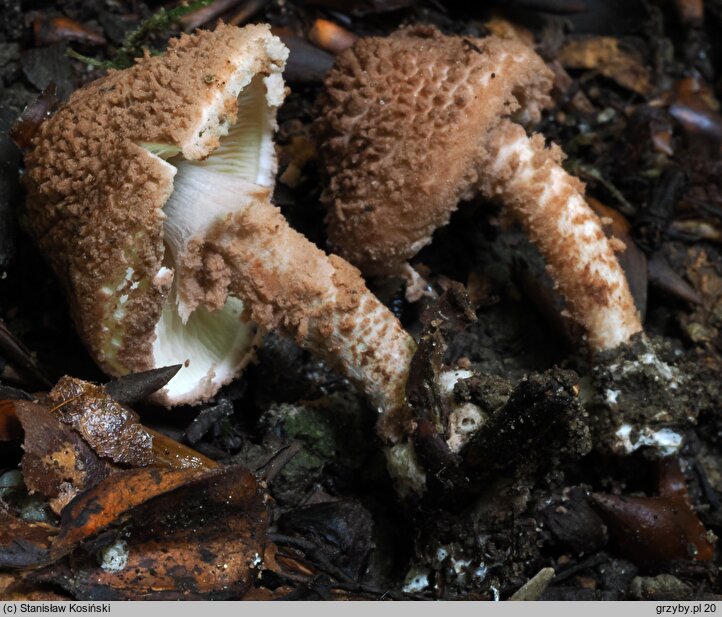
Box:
[50,466,221,555]
[44,465,267,599]
[557,36,652,95]
[145,427,218,470]
[15,400,114,514]
[3,375,216,471]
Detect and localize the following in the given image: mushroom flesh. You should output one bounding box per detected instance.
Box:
[24,23,415,411]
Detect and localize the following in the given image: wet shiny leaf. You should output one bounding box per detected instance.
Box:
[48,466,268,599]
[49,377,154,467]
[592,458,715,563]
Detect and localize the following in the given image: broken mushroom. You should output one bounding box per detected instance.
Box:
[24,23,416,412]
[317,27,642,352]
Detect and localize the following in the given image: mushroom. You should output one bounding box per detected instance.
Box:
[317,26,642,352]
[24,23,415,411]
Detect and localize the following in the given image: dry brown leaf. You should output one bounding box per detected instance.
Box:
[558,36,652,95]
[16,400,114,514]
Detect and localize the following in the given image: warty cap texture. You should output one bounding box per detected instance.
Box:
[316,25,553,277]
[24,23,288,402]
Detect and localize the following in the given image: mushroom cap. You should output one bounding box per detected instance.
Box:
[316,26,554,277]
[24,23,288,403]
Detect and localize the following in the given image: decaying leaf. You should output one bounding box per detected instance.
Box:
[15,400,113,514]
[146,427,219,470]
[278,500,374,581]
[48,376,154,466]
[33,15,105,47]
[558,36,652,95]
[49,466,216,554]
[1,588,71,601]
[0,506,57,569]
[47,376,217,470]
[42,465,268,599]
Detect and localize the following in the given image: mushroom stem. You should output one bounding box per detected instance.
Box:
[481,120,642,351]
[170,167,416,415]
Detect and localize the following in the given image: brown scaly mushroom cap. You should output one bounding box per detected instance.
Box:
[317,26,642,352]
[25,24,285,405]
[25,23,416,412]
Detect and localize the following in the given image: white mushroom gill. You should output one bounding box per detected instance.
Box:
[144,76,275,404]
[143,72,416,413]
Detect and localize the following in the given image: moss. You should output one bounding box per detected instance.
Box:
[260,394,376,504]
[67,0,214,71]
